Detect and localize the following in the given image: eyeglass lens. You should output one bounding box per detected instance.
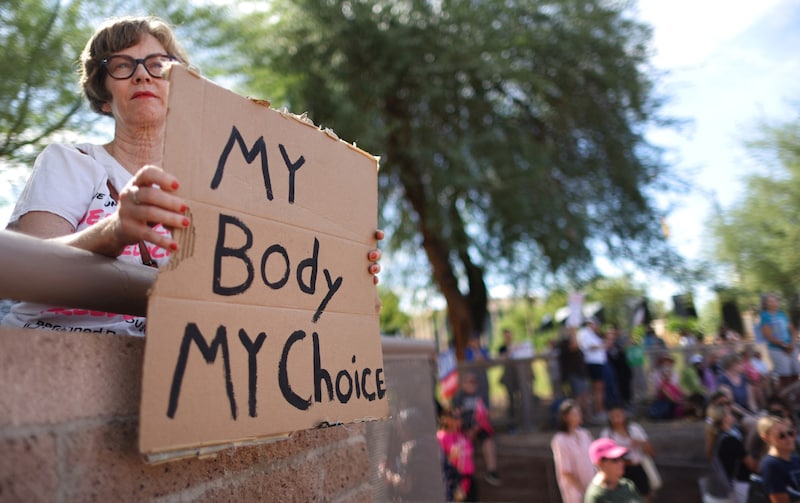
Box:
[104,54,175,79]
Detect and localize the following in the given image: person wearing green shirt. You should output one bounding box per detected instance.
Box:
[584,438,643,503]
[679,354,708,418]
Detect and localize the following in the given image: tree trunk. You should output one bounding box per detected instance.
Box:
[386,98,487,360]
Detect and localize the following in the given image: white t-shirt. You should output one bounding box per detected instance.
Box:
[600,422,649,464]
[577,326,607,365]
[2,143,171,336]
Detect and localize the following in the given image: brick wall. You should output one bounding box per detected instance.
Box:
[0,327,387,503]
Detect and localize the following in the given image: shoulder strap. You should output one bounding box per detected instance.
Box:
[75,146,158,269]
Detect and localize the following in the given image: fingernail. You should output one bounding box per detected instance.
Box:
[170,242,178,251]
[171,181,180,190]
[182,217,190,227]
[369,252,377,260]
[180,204,188,213]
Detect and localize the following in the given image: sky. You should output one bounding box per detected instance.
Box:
[602,0,800,306]
[2,1,800,310]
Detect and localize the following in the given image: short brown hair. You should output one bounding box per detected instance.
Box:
[80,16,190,116]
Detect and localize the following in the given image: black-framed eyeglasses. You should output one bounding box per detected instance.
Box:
[102,54,177,80]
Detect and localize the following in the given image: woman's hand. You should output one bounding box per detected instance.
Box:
[113,165,189,254]
[367,229,384,285]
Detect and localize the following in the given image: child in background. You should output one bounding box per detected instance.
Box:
[438,407,476,501]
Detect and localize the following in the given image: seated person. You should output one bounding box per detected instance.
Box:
[705,404,758,503]
[757,415,800,503]
[649,354,685,420]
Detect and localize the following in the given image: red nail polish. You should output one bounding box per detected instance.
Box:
[171,181,180,190]
[180,204,188,213]
[182,217,190,227]
[170,242,178,251]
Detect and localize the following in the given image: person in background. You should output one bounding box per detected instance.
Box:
[551,399,595,503]
[717,353,758,415]
[578,318,609,423]
[759,294,799,394]
[747,396,798,466]
[757,414,800,503]
[643,325,666,350]
[437,407,476,502]
[584,437,643,503]
[680,353,711,418]
[558,326,592,420]
[0,16,383,336]
[649,354,685,420]
[451,371,501,487]
[497,328,521,430]
[606,324,633,407]
[464,334,491,408]
[599,404,655,501]
[741,346,768,410]
[705,403,758,503]
[626,335,647,404]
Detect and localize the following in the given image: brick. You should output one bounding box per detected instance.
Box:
[0,433,58,502]
[60,420,226,502]
[0,328,143,427]
[320,439,371,496]
[197,466,324,503]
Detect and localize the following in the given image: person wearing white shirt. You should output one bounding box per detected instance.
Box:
[578,318,608,422]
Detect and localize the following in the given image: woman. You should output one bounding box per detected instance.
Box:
[759,294,800,394]
[2,16,382,336]
[706,403,758,503]
[757,414,800,503]
[600,404,655,501]
[717,353,757,414]
[649,353,685,419]
[551,399,595,503]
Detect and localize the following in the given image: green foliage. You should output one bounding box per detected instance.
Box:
[378,286,412,335]
[583,275,645,329]
[664,313,698,335]
[0,0,244,162]
[0,0,90,161]
[236,0,683,340]
[710,108,800,301]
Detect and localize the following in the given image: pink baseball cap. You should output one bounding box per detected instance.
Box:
[589,438,628,465]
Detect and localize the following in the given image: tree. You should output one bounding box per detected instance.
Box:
[378,286,412,335]
[0,0,89,162]
[0,0,244,163]
[710,109,800,305]
[238,0,681,359]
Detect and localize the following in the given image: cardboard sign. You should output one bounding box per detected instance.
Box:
[139,65,387,461]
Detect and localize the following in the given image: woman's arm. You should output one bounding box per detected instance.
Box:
[13,166,187,257]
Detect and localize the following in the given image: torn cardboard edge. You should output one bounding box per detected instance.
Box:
[141,415,389,465]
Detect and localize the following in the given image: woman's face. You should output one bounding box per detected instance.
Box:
[566,407,582,430]
[766,422,797,451]
[722,410,735,431]
[101,34,171,130]
[608,408,626,429]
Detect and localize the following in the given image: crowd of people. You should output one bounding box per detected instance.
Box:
[436,294,800,502]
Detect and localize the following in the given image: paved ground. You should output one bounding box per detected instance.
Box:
[469,418,710,502]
